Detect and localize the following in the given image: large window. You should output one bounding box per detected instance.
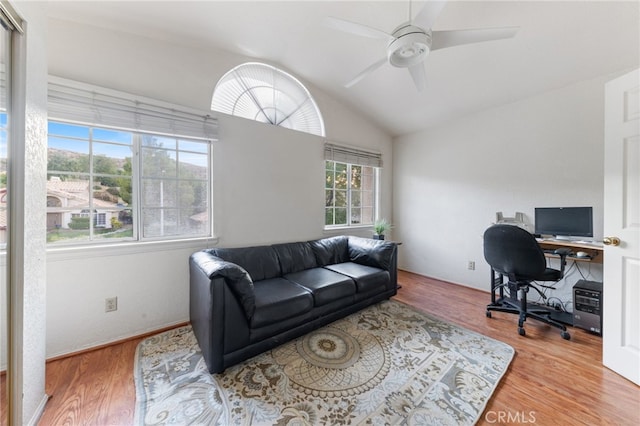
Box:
[46,78,216,244]
[47,122,211,243]
[324,143,381,228]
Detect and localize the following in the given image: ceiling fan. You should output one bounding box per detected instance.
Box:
[325,0,518,91]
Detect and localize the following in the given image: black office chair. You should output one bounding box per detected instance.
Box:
[483,224,571,340]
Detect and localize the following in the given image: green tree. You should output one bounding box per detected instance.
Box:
[47,150,89,176]
[142,136,200,212]
[94,155,119,186]
[115,157,133,205]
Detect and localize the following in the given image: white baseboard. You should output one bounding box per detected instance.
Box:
[27,394,50,426]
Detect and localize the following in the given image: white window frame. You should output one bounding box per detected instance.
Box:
[324,143,382,230]
[211,62,325,137]
[138,132,212,240]
[46,77,217,246]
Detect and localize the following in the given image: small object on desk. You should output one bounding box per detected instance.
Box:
[576,251,590,258]
[554,248,572,256]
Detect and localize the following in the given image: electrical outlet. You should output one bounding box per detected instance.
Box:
[467,261,475,270]
[105,297,118,312]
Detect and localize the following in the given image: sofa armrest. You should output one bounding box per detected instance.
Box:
[190,251,256,320]
[348,236,397,271]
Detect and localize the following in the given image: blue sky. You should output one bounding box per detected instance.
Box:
[47,121,208,167]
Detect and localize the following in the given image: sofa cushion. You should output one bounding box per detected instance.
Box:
[309,236,349,266]
[284,267,356,306]
[208,245,281,281]
[272,241,318,274]
[251,278,313,328]
[324,262,390,294]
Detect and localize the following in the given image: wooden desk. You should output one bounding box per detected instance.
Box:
[536,239,604,264]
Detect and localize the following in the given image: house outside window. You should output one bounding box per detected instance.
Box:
[46,121,212,244]
[47,122,133,242]
[324,143,382,229]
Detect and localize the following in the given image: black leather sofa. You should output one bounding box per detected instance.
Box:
[189,235,398,373]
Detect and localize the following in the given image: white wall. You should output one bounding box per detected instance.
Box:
[393,74,617,309]
[46,242,207,357]
[213,115,325,247]
[45,19,393,357]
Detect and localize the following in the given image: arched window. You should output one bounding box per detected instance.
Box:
[46,196,62,207]
[212,62,325,137]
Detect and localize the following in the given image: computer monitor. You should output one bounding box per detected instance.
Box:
[534,207,593,240]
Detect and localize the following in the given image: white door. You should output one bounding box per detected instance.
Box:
[603,68,640,385]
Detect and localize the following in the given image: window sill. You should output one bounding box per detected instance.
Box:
[323,225,373,234]
[46,236,219,262]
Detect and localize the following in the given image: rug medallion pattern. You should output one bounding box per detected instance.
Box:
[134,300,514,425]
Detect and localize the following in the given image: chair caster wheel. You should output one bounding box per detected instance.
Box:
[518,327,526,336]
[486,311,492,318]
[561,331,571,340]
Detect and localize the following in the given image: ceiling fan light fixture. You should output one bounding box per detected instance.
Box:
[326,1,517,91]
[387,26,431,68]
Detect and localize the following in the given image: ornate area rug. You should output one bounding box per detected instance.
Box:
[134,300,514,425]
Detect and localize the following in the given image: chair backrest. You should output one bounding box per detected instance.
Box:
[483,224,546,279]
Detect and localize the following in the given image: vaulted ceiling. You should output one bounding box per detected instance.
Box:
[47,1,640,137]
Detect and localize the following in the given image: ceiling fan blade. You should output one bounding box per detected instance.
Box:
[412,0,448,30]
[408,63,427,92]
[344,57,387,88]
[431,27,519,51]
[324,16,393,41]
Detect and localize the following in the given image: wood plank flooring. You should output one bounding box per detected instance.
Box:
[13,270,640,424]
[394,272,639,425]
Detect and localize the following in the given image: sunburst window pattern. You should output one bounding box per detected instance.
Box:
[211,62,325,137]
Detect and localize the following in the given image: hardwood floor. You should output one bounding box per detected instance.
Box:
[394,271,639,425]
[29,270,640,425]
[38,338,141,426]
